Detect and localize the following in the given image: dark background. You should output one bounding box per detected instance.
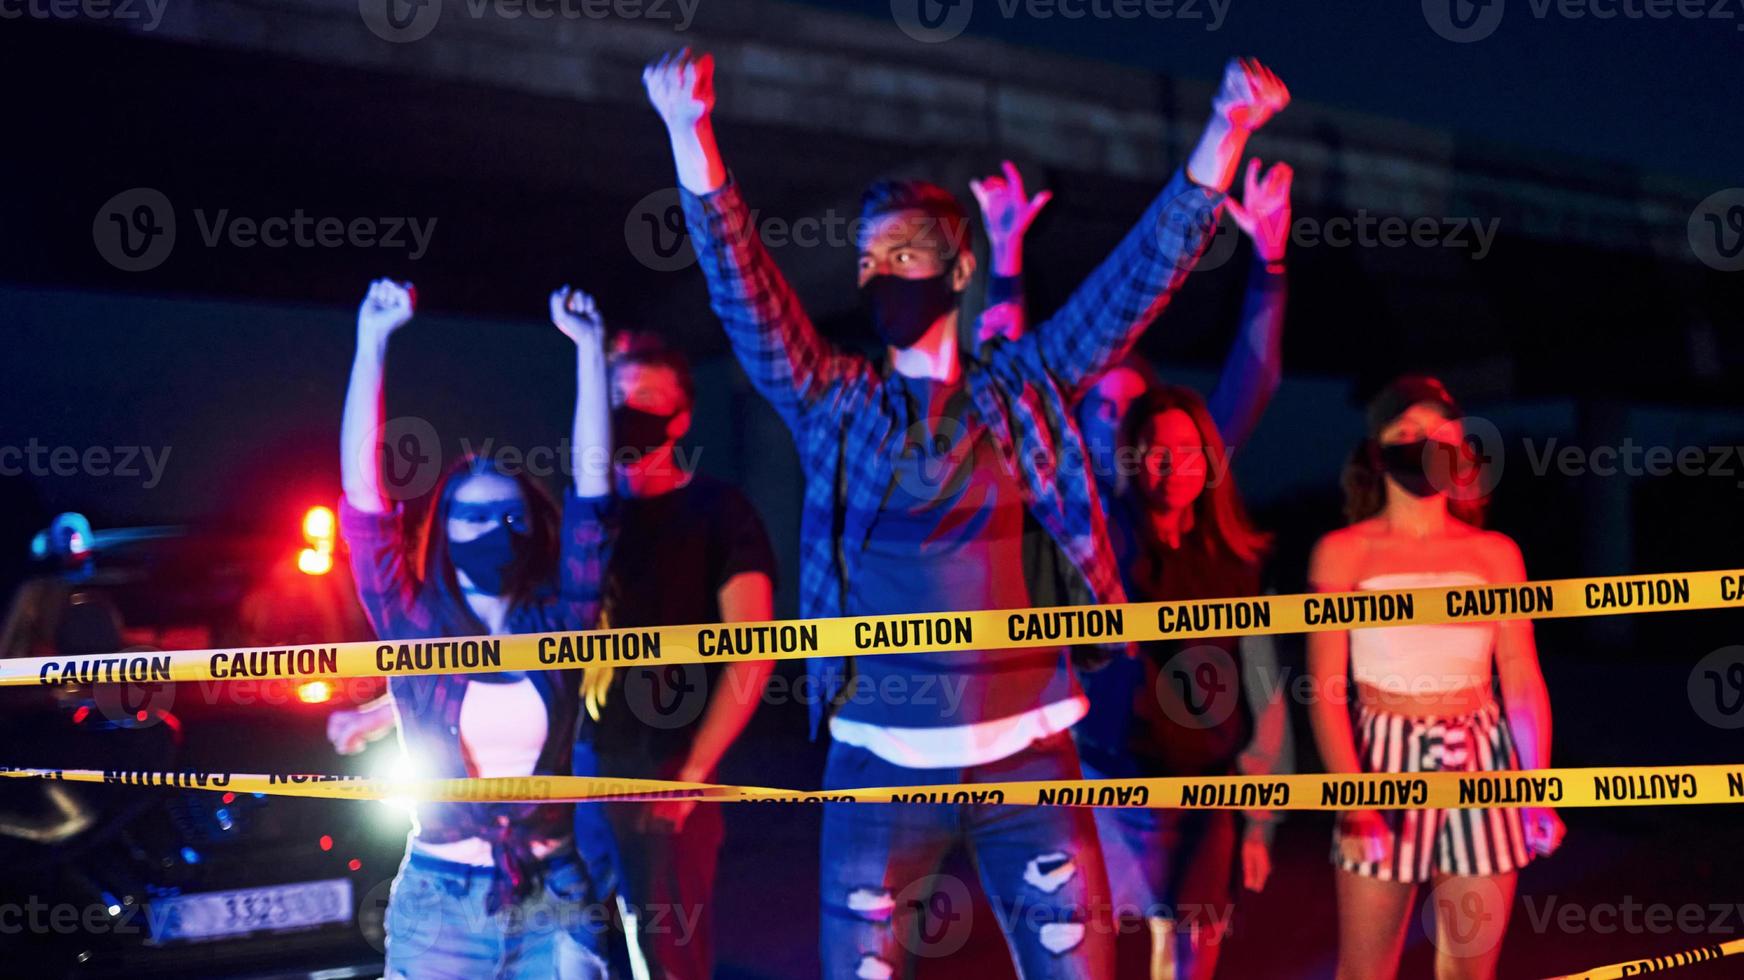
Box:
[3,0,1743,976]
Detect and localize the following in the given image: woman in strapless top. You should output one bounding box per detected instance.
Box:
[1306,376,1564,980]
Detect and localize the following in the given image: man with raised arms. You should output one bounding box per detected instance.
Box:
[643,49,1287,977]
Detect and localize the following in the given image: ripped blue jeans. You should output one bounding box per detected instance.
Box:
[819,731,1113,979]
[382,848,617,979]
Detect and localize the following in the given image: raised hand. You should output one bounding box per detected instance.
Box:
[643,48,715,133]
[1211,57,1290,133]
[357,278,415,344]
[1225,158,1294,263]
[549,284,604,347]
[970,160,1053,277]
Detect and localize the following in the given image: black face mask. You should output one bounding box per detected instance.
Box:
[1378,439,1456,498]
[448,524,528,595]
[612,405,676,455]
[861,272,959,349]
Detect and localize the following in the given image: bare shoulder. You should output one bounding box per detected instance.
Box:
[1310,520,1379,586]
[1471,527,1528,580]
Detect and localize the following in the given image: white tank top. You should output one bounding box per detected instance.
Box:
[1349,571,1495,695]
[413,677,548,866]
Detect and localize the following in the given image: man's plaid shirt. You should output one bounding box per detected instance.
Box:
[680,170,1224,736]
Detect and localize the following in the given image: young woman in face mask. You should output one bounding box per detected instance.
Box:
[326,279,621,979]
[1071,384,1291,980]
[1307,375,1564,980]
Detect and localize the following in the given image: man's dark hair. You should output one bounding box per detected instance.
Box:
[858,180,974,259]
[608,330,695,408]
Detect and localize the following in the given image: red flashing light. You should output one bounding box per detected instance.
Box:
[319,835,333,852]
[347,859,362,871]
[298,506,337,576]
[302,506,336,542]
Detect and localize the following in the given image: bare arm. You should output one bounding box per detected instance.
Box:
[1207,160,1292,453]
[1022,59,1289,400]
[645,571,775,831]
[1305,548,1363,778]
[341,279,415,514]
[549,286,611,499]
[644,49,865,428]
[677,572,775,783]
[644,48,726,196]
[1306,533,1391,864]
[1488,537,1551,769]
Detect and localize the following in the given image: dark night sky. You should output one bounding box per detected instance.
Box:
[800,0,1743,186]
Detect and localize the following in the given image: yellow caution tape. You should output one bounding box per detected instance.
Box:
[1544,935,1744,979]
[4,764,1742,810]
[5,569,1742,688]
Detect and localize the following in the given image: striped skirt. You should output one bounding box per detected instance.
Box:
[1330,701,1535,883]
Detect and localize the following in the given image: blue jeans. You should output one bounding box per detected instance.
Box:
[383,848,617,979]
[819,731,1114,979]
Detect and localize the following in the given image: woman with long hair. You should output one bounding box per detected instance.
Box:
[1075,383,1292,980]
[1307,375,1564,980]
[325,279,620,978]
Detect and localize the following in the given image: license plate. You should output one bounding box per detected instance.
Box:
[149,878,354,944]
